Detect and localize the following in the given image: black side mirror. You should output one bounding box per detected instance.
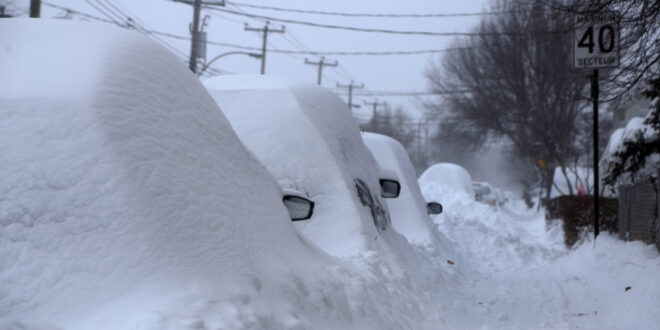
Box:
[283,195,315,221]
[426,202,443,215]
[379,179,401,198]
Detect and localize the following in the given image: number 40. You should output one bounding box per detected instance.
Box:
[578,25,615,54]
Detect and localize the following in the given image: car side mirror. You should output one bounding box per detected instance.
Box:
[380,179,401,198]
[426,202,443,215]
[282,195,315,221]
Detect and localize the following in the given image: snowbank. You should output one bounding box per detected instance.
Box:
[421,178,660,329]
[0,19,359,329]
[204,75,409,260]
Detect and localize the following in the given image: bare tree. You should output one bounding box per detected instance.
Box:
[425,0,589,200]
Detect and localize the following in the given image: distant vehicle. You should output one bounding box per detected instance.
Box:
[418,163,473,196]
[362,132,443,247]
[204,75,401,257]
[472,181,497,206]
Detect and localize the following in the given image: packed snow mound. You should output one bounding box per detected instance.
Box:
[418,163,473,196]
[362,132,446,249]
[204,74,454,328]
[0,19,335,329]
[421,181,660,329]
[205,74,403,258]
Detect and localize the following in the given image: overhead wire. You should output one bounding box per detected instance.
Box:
[207,7,533,36]
[42,1,189,61]
[224,1,512,18]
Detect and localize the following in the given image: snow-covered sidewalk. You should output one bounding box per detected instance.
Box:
[422,185,660,329]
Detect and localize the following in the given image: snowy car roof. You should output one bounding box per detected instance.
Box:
[419,163,474,196]
[0,19,326,327]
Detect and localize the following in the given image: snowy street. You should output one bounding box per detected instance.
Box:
[423,185,660,329]
[2,4,660,328]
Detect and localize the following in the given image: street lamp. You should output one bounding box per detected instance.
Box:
[198,51,262,76]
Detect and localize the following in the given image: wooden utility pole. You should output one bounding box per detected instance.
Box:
[363,99,385,116]
[336,81,364,109]
[188,0,202,74]
[0,6,13,18]
[245,21,285,75]
[30,0,40,17]
[304,56,337,85]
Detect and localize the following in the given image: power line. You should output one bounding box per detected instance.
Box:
[42,2,189,61]
[209,7,528,36]
[333,90,470,96]
[148,30,469,56]
[225,1,512,18]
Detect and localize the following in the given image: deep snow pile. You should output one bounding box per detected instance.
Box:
[421,180,660,329]
[203,75,427,268]
[0,20,448,330]
[0,18,330,329]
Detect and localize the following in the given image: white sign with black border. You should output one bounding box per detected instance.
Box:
[573,11,620,69]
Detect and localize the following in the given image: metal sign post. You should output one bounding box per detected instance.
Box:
[573,11,620,240]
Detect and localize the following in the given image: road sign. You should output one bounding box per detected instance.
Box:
[573,11,620,69]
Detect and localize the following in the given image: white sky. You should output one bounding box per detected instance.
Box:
[9,0,489,119]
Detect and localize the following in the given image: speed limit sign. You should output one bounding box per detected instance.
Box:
[573,11,620,69]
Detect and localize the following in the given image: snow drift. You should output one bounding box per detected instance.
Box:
[0,19,346,329]
[204,75,407,260]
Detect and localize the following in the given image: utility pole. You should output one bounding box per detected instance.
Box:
[245,21,285,75]
[174,0,224,74]
[363,99,386,116]
[30,0,40,17]
[592,69,600,239]
[0,7,12,18]
[336,81,364,109]
[188,0,202,74]
[304,56,337,85]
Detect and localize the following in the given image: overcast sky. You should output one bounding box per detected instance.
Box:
[8,0,489,119]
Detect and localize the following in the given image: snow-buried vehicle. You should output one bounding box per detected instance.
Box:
[0,19,339,329]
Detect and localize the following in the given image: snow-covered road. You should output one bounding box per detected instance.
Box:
[423,185,660,329]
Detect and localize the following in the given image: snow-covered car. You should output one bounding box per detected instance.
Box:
[418,163,474,196]
[472,181,497,206]
[204,75,405,258]
[0,20,328,328]
[491,187,509,206]
[362,132,444,247]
